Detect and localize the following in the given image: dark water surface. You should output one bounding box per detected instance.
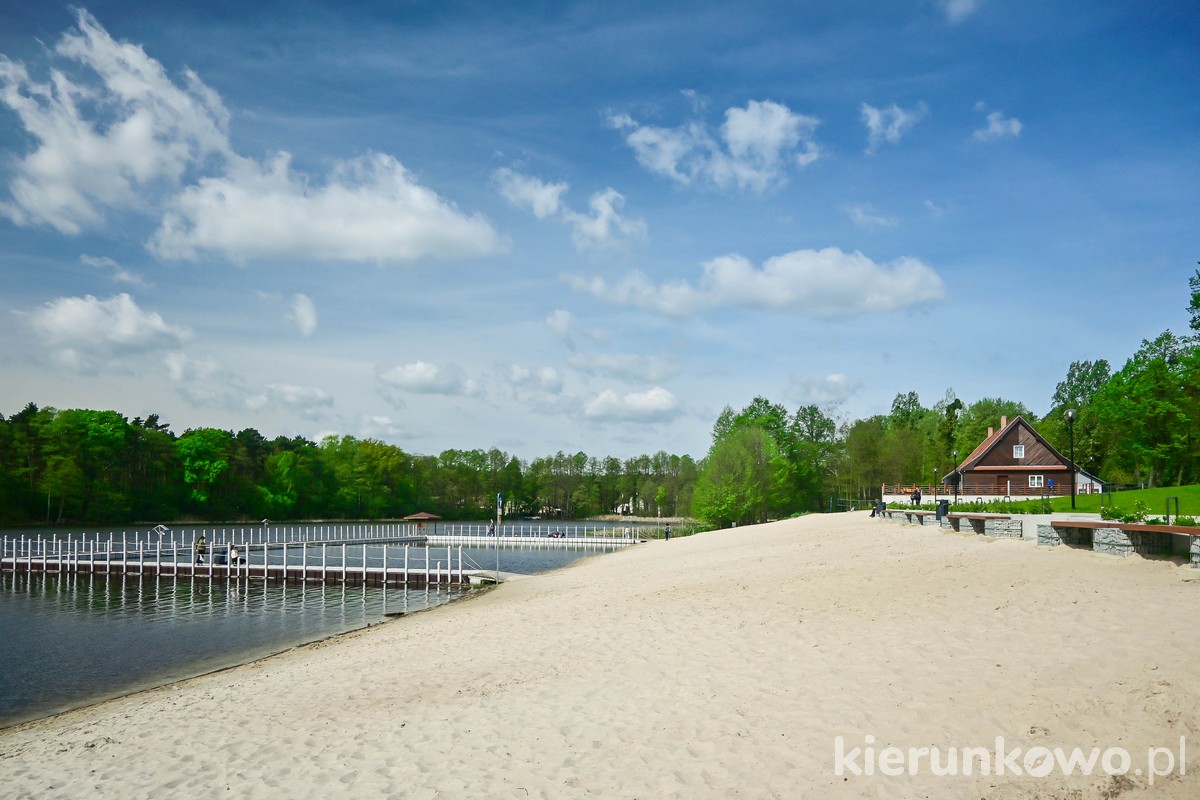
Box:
[0,541,622,728]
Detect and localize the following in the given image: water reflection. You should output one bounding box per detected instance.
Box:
[0,571,462,728]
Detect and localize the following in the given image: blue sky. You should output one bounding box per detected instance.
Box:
[1,1,1197,459]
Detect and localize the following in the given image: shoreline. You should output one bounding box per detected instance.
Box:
[2,513,1198,798]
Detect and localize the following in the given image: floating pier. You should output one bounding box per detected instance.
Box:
[1,529,469,588]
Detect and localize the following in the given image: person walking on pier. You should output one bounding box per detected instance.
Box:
[194,534,208,564]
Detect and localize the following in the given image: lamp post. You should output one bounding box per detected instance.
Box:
[1065,408,1077,509]
[952,450,959,504]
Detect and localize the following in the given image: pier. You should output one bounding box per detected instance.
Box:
[0,520,644,588]
[0,525,468,587]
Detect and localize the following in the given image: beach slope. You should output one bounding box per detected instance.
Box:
[2,513,1198,799]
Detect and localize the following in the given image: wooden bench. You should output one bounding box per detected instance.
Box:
[944,512,1019,537]
[882,508,938,526]
[1039,520,1200,564]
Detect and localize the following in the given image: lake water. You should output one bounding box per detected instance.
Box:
[0,532,628,728]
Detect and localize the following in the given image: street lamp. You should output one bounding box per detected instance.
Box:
[1065,408,1077,509]
[952,450,959,504]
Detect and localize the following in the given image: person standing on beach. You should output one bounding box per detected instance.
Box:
[664,524,672,541]
[194,534,207,564]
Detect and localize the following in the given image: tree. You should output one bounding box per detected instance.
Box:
[692,427,780,527]
[176,428,233,510]
[1093,331,1192,487]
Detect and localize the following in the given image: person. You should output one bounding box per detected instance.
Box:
[910,487,921,506]
[487,520,496,537]
[229,544,240,566]
[664,523,672,541]
[194,534,207,564]
[1047,478,1056,494]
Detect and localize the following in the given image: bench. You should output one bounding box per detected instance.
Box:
[943,512,1020,537]
[885,508,938,526]
[1038,520,1200,565]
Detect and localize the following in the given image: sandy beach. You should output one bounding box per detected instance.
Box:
[2,512,1198,799]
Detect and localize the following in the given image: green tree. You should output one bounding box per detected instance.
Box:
[692,427,781,527]
[176,428,233,510]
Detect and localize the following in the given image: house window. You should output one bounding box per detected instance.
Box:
[1013,445,1025,459]
[1029,474,1044,488]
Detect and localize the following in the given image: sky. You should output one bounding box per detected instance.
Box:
[0,1,1197,461]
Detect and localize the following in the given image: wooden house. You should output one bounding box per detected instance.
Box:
[941,415,1102,499]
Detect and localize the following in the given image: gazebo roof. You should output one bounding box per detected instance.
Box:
[402,511,442,521]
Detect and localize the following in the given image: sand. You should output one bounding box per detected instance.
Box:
[2,512,1198,799]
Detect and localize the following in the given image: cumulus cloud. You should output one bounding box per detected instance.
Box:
[567,353,678,383]
[940,0,983,24]
[571,247,946,318]
[844,204,899,230]
[545,309,605,350]
[245,383,333,418]
[24,292,190,371]
[860,102,926,154]
[288,293,317,337]
[509,365,564,393]
[0,10,504,264]
[583,387,680,422]
[151,152,506,263]
[787,373,860,405]
[378,360,480,396]
[973,103,1022,141]
[0,9,229,233]
[493,168,567,219]
[609,98,820,192]
[495,168,645,251]
[81,254,146,286]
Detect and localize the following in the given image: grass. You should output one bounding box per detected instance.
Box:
[892,484,1200,522]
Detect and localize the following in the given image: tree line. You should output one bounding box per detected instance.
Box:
[689,269,1200,525]
[0,409,698,526]
[3,272,1197,528]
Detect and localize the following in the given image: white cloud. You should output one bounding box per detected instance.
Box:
[567,353,678,383]
[359,414,403,438]
[151,152,506,263]
[610,99,820,192]
[289,293,317,337]
[583,387,680,422]
[509,365,564,393]
[81,254,146,286]
[24,292,190,371]
[973,103,1022,141]
[860,102,926,154]
[571,247,946,318]
[787,373,860,405]
[494,168,566,219]
[562,188,646,250]
[378,360,480,396]
[545,309,605,350]
[0,11,504,265]
[245,383,333,418]
[496,168,645,251]
[940,0,983,24]
[844,204,899,230]
[0,9,229,234]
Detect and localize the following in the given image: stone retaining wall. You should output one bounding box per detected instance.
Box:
[986,519,1023,538]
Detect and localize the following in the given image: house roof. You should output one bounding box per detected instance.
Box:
[941,415,1101,483]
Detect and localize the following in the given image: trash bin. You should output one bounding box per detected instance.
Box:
[935,499,950,520]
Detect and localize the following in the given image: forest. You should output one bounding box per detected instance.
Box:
[2,273,1197,528]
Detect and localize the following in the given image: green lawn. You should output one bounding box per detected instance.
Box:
[1049,484,1200,518]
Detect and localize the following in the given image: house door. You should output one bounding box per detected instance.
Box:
[995,475,1009,495]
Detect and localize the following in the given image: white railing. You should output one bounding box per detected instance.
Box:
[0,526,464,586]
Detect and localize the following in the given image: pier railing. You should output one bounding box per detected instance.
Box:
[0,525,466,587]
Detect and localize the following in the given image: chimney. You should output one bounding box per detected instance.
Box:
[987,427,993,438]
[1001,415,1008,429]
